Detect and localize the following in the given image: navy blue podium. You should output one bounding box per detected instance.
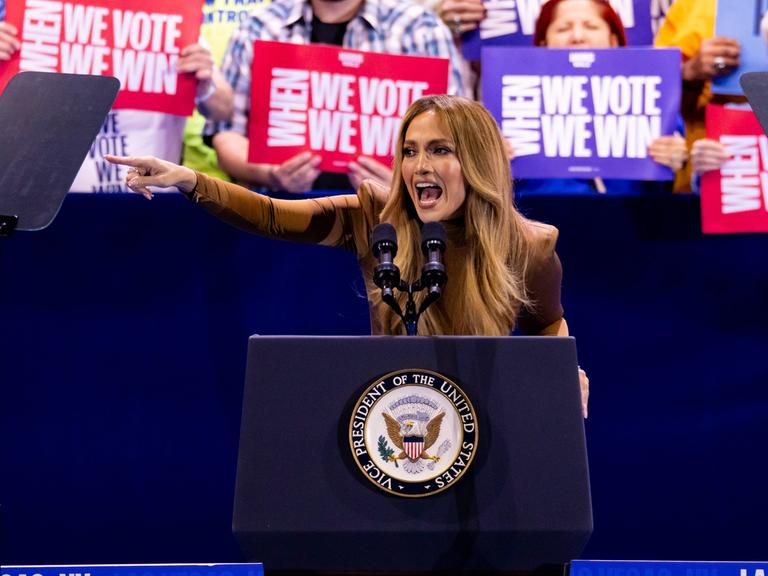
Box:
[234,336,591,572]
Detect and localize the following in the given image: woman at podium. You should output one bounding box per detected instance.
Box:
[107,95,588,412]
[107,95,566,337]
[108,95,563,336]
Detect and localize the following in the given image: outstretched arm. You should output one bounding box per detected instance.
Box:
[105,154,363,247]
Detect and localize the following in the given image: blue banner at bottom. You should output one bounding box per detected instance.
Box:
[572,560,768,576]
[1,564,263,576]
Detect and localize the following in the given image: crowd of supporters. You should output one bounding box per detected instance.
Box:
[0,0,762,196]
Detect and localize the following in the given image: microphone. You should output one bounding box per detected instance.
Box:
[420,221,447,292]
[371,223,402,317]
[418,222,447,314]
[372,223,400,289]
[370,222,447,335]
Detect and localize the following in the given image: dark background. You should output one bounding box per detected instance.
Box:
[1,192,767,564]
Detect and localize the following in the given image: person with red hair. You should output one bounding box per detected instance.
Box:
[514,0,688,196]
[533,0,626,48]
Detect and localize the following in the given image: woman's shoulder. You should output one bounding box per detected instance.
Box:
[517,218,563,333]
[357,179,389,203]
[356,179,390,222]
[522,218,559,259]
[347,179,391,255]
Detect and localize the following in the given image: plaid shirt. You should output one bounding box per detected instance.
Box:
[210,0,467,136]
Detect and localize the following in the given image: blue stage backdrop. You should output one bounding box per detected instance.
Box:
[1,192,767,563]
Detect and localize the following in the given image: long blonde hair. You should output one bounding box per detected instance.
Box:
[375,95,533,335]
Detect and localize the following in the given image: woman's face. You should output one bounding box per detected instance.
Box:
[400,110,466,223]
[544,0,618,48]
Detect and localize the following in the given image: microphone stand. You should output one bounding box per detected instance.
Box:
[373,274,433,336]
[389,273,444,336]
[372,222,446,335]
[401,280,421,336]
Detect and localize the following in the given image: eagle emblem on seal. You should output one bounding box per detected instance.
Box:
[381,394,450,474]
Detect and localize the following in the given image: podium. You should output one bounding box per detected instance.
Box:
[233,336,592,573]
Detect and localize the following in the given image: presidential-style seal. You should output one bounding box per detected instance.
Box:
[349,369,478,497]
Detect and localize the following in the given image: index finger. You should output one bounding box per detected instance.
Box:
[105,154,153,168]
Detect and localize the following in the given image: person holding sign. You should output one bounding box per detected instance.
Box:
[207,0,468,194]
[512,0,687,196]
[655,0,743,192]
[183,0,269,183]
[0,0,234,193]
[108,94,589,416]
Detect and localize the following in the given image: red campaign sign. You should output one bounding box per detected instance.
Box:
[0,0,203,115]
[701,104,768,234]
[248,40,450,173]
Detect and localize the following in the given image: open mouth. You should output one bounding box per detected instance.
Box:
[415,181,443,208]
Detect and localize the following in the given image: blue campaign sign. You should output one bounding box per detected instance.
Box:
[462,0,654,61]
[481,46,681,180]
[1,565,264,576]
[571,560,768,576]
[713,0,768,95]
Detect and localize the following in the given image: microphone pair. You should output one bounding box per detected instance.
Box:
[371,222,447,335]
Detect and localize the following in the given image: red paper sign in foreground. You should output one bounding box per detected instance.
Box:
[0,0,203,115]
[249,41,450,173]
[701,104,768,234]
